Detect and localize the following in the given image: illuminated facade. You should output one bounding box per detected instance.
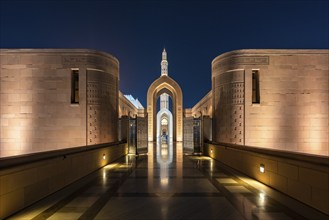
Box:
[157,49,173,143]
[0,48,328,219]
[0,49,119,157]
[1,48,327,155]
[118,92,145,118]
[211,49,329,156]
[147,49,183,142]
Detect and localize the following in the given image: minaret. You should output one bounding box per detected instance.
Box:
[160,48,169,109]
[161,48,168,76]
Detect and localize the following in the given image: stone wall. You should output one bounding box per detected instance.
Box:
[0,49,119,157]
[213,69,245,145]
[0,143,127,219]
[87,69,118,145]
[212,49,329,156]
[137,116,148,149]
[185,90,213,148]
[183,117,193,149]
[119,116,129,142]
[204,142,329,215]
[203,116,212,142]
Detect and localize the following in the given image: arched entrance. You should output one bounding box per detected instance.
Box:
[157,108,173,143]
[147,76,183,142]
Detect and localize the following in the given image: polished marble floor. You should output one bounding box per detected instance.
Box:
[8,143,328,220]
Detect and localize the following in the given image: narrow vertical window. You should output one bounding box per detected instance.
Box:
[252,70,260,104]
[71,69,79,104]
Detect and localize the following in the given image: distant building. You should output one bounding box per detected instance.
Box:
[147,49,183,142]
[124,95,144,110]
[119,92,145,118]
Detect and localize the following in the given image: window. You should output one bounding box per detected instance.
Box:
[71,69,79,104]
[252,70,260,104]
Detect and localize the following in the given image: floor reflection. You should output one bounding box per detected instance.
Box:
[156,141,172,188]
[8,142,328,220]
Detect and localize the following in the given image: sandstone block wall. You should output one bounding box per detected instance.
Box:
[0,143,127,219]
[137,116,148,149]
[212,49,329,156]
[0,49,119,157]
[203,116,212,142]
[183,117,193,149]
[204,143,329,215]
[87,69,118,145]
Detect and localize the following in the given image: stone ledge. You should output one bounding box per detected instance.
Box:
[204,142,329,215]
[207,141,329,167]
[0,141,125,169]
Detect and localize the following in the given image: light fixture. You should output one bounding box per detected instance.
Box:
[259,192,265,201]
[259,192,265,205]
[260,164,265,173]
[103,154,106,160]
[210,149,213,153]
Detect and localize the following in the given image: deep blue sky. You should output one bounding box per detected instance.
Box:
[1,0,328,107]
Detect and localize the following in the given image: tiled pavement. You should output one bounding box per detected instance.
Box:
[8,143,328,220]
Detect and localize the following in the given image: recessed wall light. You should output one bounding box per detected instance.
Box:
[103,154,106,160]
[260,164,265,173]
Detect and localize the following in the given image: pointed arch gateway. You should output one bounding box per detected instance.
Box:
[147,75,183,142]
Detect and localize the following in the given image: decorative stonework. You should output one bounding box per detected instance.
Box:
[212,49,329,156]
[87,70,118,145]
[147,76,183,142]
[0,49,119,157]
[213,71,245,145]
[183,117,194,148]
[62,55,118,74]
[212,56,269,75]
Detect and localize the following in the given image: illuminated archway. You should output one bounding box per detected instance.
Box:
[157,108,173,143]
[147,75,183,142]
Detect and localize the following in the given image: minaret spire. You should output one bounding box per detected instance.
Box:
[161,48,168,76]
[160,48,169,109]
[162,48,167,60]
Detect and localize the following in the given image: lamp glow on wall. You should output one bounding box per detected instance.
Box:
[260,164,265,173]
[103,154,106,160]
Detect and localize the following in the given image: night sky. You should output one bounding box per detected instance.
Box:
[1,0,328,108]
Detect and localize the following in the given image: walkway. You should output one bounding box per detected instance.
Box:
[8,143,328,220]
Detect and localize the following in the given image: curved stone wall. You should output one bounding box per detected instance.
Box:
[212,49,329,156]
[0,49,119,157]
